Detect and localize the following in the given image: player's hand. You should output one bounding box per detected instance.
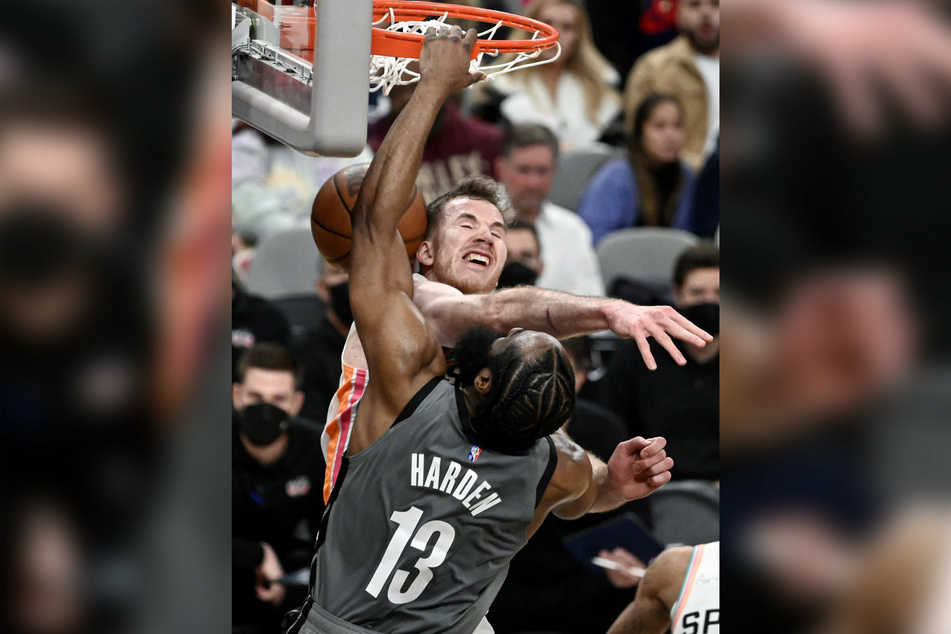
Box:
[418,25,486,94]
[606,436,673,501]
[255,541,287,607]
[598,548,646,588]
[603,301,712,370]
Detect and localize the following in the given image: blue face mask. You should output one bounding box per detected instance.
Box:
[237,402,289,446]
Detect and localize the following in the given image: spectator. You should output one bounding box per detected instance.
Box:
[623,0,719,168]
[291,262,351,422]
[495,123,605,295]
[678,137,720,238]
[231,279,290,382]
[487,0,623,151]
[498,218,544,289]
[232,344,325,634]
[590,243,719,481]
[231,123,373,244]
[368,67,504,202]
[577,93,695,244]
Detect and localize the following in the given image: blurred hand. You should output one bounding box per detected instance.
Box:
[607,436,673,501]
[754,0,951,134]
[598,548,646,588]
[255,542,286,607]
[603,302,713,370]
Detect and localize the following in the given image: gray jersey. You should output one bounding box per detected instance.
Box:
[310,378,556,634]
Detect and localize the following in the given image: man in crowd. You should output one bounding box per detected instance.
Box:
[624,0,719,167]
[232,344,324,634]
[497,218,544,289]
[494,123,605,297]
[592,243,719,482]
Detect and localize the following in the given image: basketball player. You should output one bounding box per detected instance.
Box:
[286,27,674,634]
[607,542,720,634]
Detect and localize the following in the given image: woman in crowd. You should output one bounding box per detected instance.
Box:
[577,93,695,244]
[485,0,622,151]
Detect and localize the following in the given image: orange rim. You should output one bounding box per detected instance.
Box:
[371,0,559,59]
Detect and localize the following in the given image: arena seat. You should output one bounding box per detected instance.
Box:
[245,226,323,299]
[649,480,720,547]
[595,227,699,290]
[548,144,621,212]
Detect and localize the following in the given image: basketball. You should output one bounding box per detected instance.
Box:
[311,163,428,270]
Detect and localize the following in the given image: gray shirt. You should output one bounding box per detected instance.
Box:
[312,378,556,633]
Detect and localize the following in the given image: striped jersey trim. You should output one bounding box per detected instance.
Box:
[671,544,705,628]
[322,363,368,504]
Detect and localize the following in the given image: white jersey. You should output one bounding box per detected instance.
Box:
[671,542,719,634]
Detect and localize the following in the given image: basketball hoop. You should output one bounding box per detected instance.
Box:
[369,0,561,94]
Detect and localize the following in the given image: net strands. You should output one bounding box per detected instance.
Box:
[369,6,561,95]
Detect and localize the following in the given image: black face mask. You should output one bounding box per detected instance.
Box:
[328,282,353,327]
[237,402,290,446]
[496,262,539,289]
[0,207,102,286]
[681,302,719,338]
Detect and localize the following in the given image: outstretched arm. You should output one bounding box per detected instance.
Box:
[416,279,711,370]
[347,27,484,451]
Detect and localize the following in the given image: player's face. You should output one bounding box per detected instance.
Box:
[641,102,685,165]
[497,144,555,216]
[423,197,508,294]
[674,267,720,307]
[678,0,719,54]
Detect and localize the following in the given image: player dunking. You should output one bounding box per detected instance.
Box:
[287,27,674,634]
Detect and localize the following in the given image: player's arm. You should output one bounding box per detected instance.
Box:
[528,432,673,535]
[348,27,483,447]
[607,546,692,634]
[417,281,711,369]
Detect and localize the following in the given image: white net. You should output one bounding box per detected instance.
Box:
[369,8,561,95]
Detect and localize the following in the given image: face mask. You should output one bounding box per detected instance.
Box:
[496,262,538,289]
[237,402,290,446]
[681,302,719,338]
[328,281,353,327]
[0,207,100,286]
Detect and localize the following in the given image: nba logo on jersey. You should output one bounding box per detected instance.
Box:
[467,445,482,462]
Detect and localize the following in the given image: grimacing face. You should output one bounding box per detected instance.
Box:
[417,197,508,294]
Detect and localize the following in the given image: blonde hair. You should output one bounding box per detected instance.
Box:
[513,0,620,126]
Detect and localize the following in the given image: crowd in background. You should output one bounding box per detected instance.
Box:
[232,0,719,632]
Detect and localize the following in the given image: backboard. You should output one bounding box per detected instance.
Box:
[232,0,373,157]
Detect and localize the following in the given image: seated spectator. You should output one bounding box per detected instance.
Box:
[577,93,695,244]
[291,261,351,422]
[588,243,719,481]
[678,137,720,239]
[495,124,605,296]
[484,0,623,151]
[231,123,373,244]
[231,278,290,382]
[232,344,325,634]
[623,0,719,168]
[498,218,545,289]
[369,68,504,202]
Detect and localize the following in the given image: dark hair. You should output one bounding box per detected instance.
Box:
[673,242,719,287]
[501,123,559,164]
[235,343,300,387]
[454,328,576,453]
[629,93,683,156]
[425,175,515,239]
[506,218,541,253]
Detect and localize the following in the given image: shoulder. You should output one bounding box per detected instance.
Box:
[631,38,684,73]
[544,203,594,233]
[413,276,464,306]
[643,545,694,605]
[592,158,635,186]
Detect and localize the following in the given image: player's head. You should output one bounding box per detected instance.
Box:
[417,176,515,294]
[454,327,576,453]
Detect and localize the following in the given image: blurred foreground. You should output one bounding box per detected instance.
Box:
[722,0,951,632]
